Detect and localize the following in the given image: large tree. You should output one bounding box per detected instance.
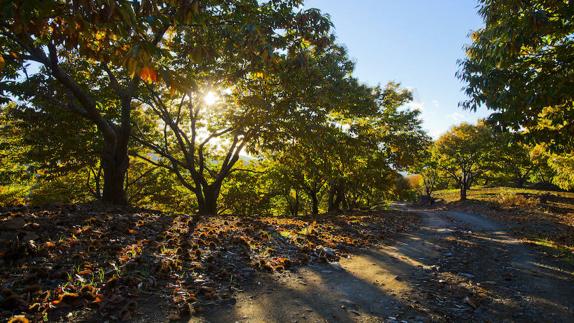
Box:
[268,82,430,214]
[0,0,331,205]
[458,0,574,151]
[339,82,431,209]
[433,121,494,201]
[132,17,338,216]
[0,1,185,204]
[490,133,537,188]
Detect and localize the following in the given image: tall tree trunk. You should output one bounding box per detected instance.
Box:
[101,134,129,205]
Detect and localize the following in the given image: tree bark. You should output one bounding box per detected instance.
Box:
[310,192,319,216]
[334,183,345,210]
[328,180,345,213]
[516,177,525,188]
[287,190,299,216]
[197,185,220,216]
[460,185,467,201]
[101,133,129,205]
[327,182,337,212]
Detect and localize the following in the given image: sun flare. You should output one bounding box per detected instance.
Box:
[203,91,219,106]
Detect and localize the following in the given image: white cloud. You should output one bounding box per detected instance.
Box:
[431,100,439,108]
[410,101,425,111]
[428,128,444,139]
[447,112,465,122]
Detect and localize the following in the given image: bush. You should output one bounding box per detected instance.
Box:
[0,184,29,206]
[29,175,93,206]
[496,191,538,208]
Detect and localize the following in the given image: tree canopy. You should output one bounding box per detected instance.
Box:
[0,1,433,215]
[458,0,574,151]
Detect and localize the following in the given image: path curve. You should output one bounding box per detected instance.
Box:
[197,209,574,322]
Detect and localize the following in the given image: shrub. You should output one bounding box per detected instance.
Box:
[0,184,29,206]
[496,191,538,208]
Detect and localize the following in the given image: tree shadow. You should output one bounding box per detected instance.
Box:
[0,203,182,321]
[3,205,573,322]
[201,261,428,322]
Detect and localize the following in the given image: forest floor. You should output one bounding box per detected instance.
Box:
[0,205,417,322]
[2,187,573,322]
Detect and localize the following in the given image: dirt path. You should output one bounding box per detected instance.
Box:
[197,209,574,322]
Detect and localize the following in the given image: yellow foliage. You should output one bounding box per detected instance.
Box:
[405,174,423,189]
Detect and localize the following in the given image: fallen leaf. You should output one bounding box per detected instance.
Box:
[52,292,80,306]
[7,315,29,323]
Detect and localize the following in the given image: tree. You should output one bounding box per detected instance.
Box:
[529,144,556,186]
[491,133,537,188]
[340,82,431,209]
[266,82,430,214]
[433,122,494,201]
[548,153,574,191]
[458,0,574,151]
[417,162,439,199]
[131,9,336,215]
[0,0,183,204]
[0,0,332,205]
[270,138,332,216]
[217,161,272,216]
[0,103,33,205]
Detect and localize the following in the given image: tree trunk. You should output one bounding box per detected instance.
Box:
[328,180,345,213]
[288,190,299,216]
[516,177,525,188]
[327,182,337,212]
[334,183,345,210]
[197,185,220,216]
[101,134,129,205]
[310,192,319,216]
[460,185,467,201]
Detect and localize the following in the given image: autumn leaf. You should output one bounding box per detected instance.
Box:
[52,292,79,306]
[140,66,158,83]
[77,268,92,275]
[7,315,29,323]
[93,294,104,304]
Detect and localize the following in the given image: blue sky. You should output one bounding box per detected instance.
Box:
[305,0,491,138]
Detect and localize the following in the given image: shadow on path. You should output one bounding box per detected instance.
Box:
[198,209,574,323]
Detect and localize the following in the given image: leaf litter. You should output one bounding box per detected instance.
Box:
[0,204,419,321]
